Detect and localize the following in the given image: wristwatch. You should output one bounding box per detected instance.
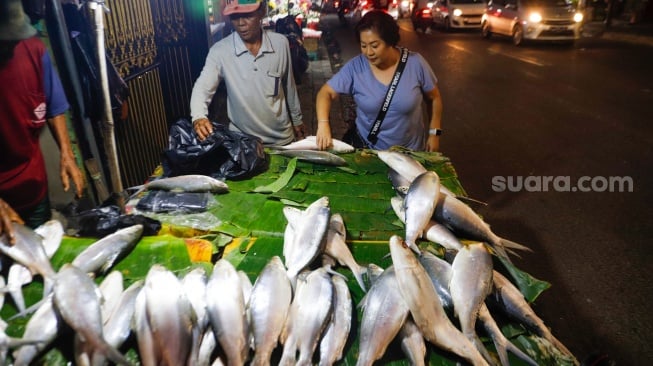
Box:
[429,128,443,136]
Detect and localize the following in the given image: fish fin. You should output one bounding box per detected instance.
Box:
[324,267,348,282]
[456,195,488,206]
[352,266,367,293]
[500,238,533,252]
[8,295,49,320]
[502,340,538,366]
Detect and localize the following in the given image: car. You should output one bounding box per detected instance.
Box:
[431,0,487,30]
[481,0,584,45]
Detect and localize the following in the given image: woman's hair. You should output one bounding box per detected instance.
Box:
[354,10,400,46]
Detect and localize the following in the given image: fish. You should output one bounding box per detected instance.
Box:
[11,296,60,366]
[98,271,124,323]
[450,243,495,364]
[377,150,427,183]
[324,213,367,292]
[181,268,209,366]
[103,280,144,350]
[0,223,57,299]
[389,235,489,366]
[71,224,143,275]
[133,280,159,366]
[434,194,531,261]
[281,206,301,265]
[278,136,355,153]
[53,264,133,366]
[318,275,352,366]
[280,268,334,366]
[420,251,537,366]
[238,270,253,307]
[4,220,63,315]
[488,271,578,364]
[283,197,331,286]
[403,171,441,254]
[391,196,463,251]
[144,175,229,193]
[248,256,292,366]
[356,266,409,366]
[206,259,249,366]
[272,149,348,166]
[142,264,195,366]
[398,318,427,366]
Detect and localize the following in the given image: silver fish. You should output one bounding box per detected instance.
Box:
[142,264,195,366]
[0,223,57,296]
[434,194,530,261]
[34,220,64,257]
[450,243,495,364]
[284,197,331,285]
[182,268,209,366]
[71,224,143,275]
[238,270,253,307]
[324,213,367,292]
[391,196,463,251]
[281,206,301,266]
[273,149,348,166]
[248,256,292,366]
[103,280,144,350]
[279,136,355,153]
[144,174,229,193]
[280,268,333,366]
[398,318,427,366]
[133,285,158,366]
[389,235,488,366]
[53,264,133,366]
[404,171,441,254]
[11,296,59,366]
[356,266,409,366]
[489,271,578,364]
[98,271,124,323]
[206,259,249,366]
[318,275,352,366]
[420,252,537,366]
[377,150,427,183]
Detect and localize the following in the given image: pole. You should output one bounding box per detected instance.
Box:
[88,0,124,210]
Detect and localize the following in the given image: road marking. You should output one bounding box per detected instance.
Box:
[486,44,549,66]
[445,42,473,54]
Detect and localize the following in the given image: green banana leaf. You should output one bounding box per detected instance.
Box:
[0,150,571,365]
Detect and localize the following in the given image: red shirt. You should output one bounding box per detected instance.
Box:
[0,37,67,211]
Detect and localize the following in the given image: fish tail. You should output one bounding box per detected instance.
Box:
[9,289,27,314]
[352,265,367,292]
[503,340,538,366]
[500,238,532,252]
[97,338,134,366]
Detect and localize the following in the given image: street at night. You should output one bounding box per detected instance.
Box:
[330,14,653,365]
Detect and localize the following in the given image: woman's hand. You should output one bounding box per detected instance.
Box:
[315,121,333,150]
[193,118,213,141]
[426,135,440,152]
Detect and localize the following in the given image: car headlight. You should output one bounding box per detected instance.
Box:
[401,0,410,7]
[573,12,584,22]
[528,12,542,23]
[452,8,463,16]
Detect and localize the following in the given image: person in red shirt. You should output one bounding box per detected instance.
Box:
[0,0,84,242]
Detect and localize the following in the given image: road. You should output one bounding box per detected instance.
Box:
[332,16,653,365]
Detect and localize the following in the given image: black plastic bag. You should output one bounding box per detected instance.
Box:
[68,205,162,238]
[162,118,269,180]
[136,191,210,213]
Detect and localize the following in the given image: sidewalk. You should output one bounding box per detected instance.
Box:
[583,18,653,46]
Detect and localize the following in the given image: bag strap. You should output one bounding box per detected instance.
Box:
[367,47,409,145]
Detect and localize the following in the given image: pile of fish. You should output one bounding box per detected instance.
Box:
[0,149,579,365]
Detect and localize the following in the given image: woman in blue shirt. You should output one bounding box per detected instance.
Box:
[315,10,443,151]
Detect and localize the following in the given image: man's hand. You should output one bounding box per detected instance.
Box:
[193,118,213,141]
[0,198,24,245]
[60,154,85,198]
[293,124,307,141]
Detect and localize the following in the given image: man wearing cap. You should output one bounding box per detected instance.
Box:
[0,0,85,242]
[190,0,306,146]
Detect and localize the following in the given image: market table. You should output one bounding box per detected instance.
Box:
[1,149,576,365]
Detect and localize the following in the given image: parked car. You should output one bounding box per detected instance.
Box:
[481,0,584,45]
[431,0,487,30]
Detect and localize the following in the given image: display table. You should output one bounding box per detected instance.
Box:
[1,149,575,365]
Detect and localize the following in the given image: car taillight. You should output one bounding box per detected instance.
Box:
[421,8,431,15]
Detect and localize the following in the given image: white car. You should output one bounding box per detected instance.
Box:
[481,0,584,45]
[431,0,487,30]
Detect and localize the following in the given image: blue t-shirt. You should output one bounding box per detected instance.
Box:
[327,50,437,150]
